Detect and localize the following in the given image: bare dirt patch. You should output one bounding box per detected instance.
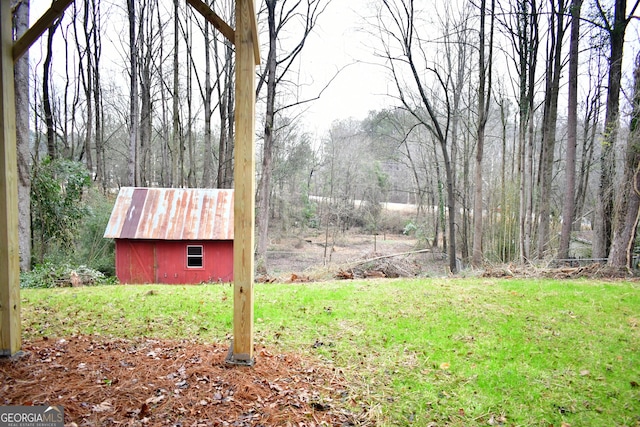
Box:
[0,336,366,426]
[263,232,449,280]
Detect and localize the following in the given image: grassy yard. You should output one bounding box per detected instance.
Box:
[20,278,640,426]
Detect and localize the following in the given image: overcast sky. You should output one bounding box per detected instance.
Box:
[296,1,391,134]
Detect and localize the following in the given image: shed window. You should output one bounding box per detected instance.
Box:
[187,245,203,268]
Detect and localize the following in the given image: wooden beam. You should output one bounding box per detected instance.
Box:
[229,0,257,365]
[0,1,21,356]
[13,0,74,61]
[246,0,261,65]
[186,0,235,45]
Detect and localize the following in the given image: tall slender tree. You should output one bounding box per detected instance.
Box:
[378,0,458,273]
[471,0,495,267]
[201,13,215,188]
[255,0,331,273]
[496,0,540,263]
[127,0,139,186]
[608,52,640,268]
[592,0,640,259]
[43,18,62,160]
[558,0,583,259]
[536,0,566,258]
[215,32,235,189]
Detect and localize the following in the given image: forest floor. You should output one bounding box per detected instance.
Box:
[261,231,450,282]
[2,336,365,426]
[259,230,636,281]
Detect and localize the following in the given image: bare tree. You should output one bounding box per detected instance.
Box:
[215,31,235,189]
[438,2,472,263]
[592,0,640,258]
[91,0,104,187]
[471,0,495,267]
[179,2,192,187]
[255,0,331,273]
[496,0,540,263]
[573,40,604,232]
[72,0,104,183]
[134,1,166,186]
[536,0,567,258]
[558,0,582,260]
[201,9,215,188]
[182,1,234,188]
[153,0,173,187]
[608,52,640,268]
[377,0,458,273]
[43,18,62,159]
[127,0,139,186]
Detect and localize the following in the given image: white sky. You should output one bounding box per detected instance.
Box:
[295,0,391,134]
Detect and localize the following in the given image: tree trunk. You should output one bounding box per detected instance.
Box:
[202,22,214,188]
[92,0,104,188]
[182,0,192,187]
[593,0,630,259]
[498,95,509,261]
[472,0,494,267]
[558,0,582,259]
[139,33,152,186]
[608,52,640,268]
[505,0,539,264]
[461,130,471,262]
[81,0,94,175]
[127,0,139,186]
[256,0,278,274]
[536,0,565,258]
[255,0,327,273]
[13,0,31,271]
[216,41,234,189]
[574,66,601,229]
[224,64,235,187]
[43,19,61,160]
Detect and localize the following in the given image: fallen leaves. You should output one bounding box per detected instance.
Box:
[91,400,113,413]
[0,335,365,426]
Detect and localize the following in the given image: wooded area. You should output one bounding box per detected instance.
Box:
[9,0,640,276]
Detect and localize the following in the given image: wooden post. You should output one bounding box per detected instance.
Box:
[229,0,258,365]
[0,0,21,356]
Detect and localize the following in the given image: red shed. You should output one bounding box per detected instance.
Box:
[104,187,234,284]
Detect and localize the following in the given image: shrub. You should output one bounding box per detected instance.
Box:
[20,262,117,289]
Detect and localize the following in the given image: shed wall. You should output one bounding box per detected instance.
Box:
[115,239,233,284]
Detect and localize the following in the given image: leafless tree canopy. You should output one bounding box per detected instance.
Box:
[15,0,640,271]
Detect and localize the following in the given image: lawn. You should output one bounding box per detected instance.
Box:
[19,278,640,426]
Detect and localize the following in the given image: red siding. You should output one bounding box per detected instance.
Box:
[116,240,155,283]
[115,239,233,284]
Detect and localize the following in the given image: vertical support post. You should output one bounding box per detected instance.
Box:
[229,0,257,365]
[0,1,21,356]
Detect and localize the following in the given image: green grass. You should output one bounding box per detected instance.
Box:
[20,278,640,426]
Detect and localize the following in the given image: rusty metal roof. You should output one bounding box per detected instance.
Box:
[104,187,234,240]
